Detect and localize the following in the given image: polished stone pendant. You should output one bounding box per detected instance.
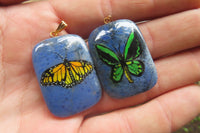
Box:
[88,19,157,98]
[32,34,101,117]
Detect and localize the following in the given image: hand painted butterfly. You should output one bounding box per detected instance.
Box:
[40,53,93,88]
[95,31,144,83]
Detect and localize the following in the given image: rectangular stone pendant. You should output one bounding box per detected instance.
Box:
[32,34,101,117]
[88,19,157,98]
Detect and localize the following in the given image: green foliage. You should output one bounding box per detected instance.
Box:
[174,115,200,133]
[183,128,189,133]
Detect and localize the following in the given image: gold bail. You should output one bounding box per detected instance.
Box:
[50,21,68,37]
[104,15,112,24]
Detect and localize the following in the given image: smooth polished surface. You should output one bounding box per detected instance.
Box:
[88,19,157,98]
[32,35,101,117]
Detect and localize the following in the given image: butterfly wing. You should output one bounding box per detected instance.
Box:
[123,32,144,79]
[69,61,93,86]
[40,63,66,86]
[126,60,144,76]
[96,44,120,66]
[111,64,124,82]
[124,32,142,60]
[96,44,124,82]
[40,60,93,88]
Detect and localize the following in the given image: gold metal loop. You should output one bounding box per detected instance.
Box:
[50,21,68,37]
[104,15,112,24]
[85,39,88,42]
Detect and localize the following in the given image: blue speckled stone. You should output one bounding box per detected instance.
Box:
[88,19,157,98]
[32,35,101,117]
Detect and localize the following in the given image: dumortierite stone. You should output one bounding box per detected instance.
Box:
[32,35,101,117]
[88,19,157,98]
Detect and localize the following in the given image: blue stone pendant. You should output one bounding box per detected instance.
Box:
[88,19,157,98]
[32,34,101,117]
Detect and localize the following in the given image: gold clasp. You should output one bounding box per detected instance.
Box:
[104,15,112,24]
[50,21,68,37]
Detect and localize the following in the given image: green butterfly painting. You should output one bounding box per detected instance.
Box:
[95,31,144,83]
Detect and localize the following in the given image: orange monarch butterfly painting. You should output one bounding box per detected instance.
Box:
[40,54,93,88]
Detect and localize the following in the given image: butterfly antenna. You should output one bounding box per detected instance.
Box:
[118,43,122,55]
[119,43,124,58]
[77,49,81,59]
[112,43,121,57]
[50,45,65,61]
[52,51,64,61]
[64,47,68,59]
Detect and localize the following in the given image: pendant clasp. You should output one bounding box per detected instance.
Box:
[50,21,68,37]
[104,15,112,24]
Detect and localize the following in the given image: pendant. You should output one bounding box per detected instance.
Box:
[32,21,101,117]
[88,19,157,98]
